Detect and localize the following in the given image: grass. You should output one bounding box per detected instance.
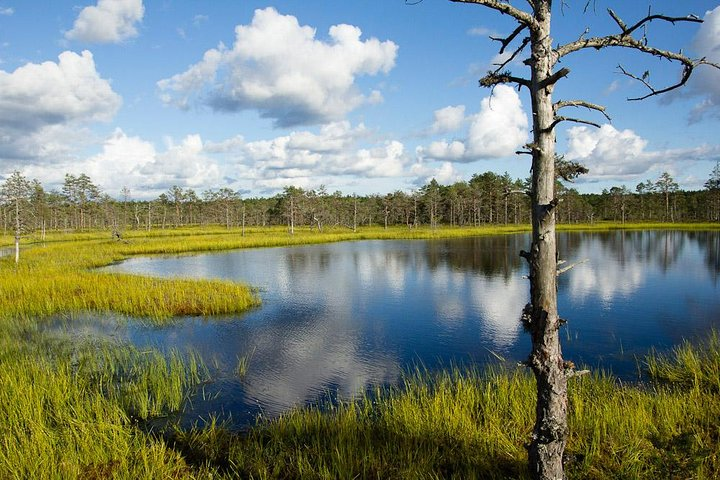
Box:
[2,224,532,322]
[1,224,719,478]
[166,345,720,479]
[0,332,211,478]
[0,237,261,323]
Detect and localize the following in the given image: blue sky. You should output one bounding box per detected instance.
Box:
[1,1,719,199]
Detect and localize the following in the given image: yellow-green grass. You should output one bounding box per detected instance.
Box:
[1,239,260,323]
[168,341,720,479]
[1,225,719,478]
[0,332,213,479]
[3,225,534,322]
[3,330,719,479]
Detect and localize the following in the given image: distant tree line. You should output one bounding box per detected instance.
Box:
[2,165,719,237]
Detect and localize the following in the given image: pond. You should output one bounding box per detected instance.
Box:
[65,230,720,427]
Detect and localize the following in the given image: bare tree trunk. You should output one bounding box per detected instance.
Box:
[14,199,20,264]
[289,196,295,235]
[353,195,357,233]
[524,5,567,478]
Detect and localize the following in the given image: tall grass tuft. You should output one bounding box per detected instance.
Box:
[0,331,209,478]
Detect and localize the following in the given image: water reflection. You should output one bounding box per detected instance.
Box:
[89,230,720,425]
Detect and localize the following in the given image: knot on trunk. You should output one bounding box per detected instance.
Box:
[521,303,533,329]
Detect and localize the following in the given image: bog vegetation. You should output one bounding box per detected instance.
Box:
[0,224,719,478]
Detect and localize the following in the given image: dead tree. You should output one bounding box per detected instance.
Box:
[446,1,719,478]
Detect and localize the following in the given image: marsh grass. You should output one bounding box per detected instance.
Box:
[165,340,720,479]
[235,347,255,378]
[2,225,720,478]
[0,331,210,478]
[0,239,260,323]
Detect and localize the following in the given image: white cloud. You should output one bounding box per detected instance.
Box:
[686,6,720,122]
[425,140,466,161]
[431,105,466,134]
[140,134,222,190]
[65,0,145,44]
[193,14,208,26]
[467,85,528,157]
[410,160,462,186]
[467,26,497,37]
[418,85,528,162]
[0,50,121,167]
[564,123,720,181]
[157,7,398,127]
[565,124,654,178]
[0,7,13,16]
[0,50,120,130]
[240,121,407,188]
[19,129,230,199]
[351,141,407,177]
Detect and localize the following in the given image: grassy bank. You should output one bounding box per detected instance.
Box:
[1,225,719,478]
[163,335,720,479]
[3,224,533,322]
[2,330,717,478]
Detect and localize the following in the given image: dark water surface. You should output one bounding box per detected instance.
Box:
[70,230,719,426]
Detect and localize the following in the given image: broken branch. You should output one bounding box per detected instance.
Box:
[556,259,589,276]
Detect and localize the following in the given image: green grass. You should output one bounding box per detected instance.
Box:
[166,344,720,479]
[1,225,719,478]
[0,332,211,479]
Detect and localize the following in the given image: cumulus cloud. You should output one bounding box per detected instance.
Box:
[467,85,528,157]
[424,140,466,161]
[431,105,466,134]
[686,5,720,122]
[410,160,462,187]
[157,7,398,127]
[0,7,13,16]
[65,0,145,44]
[564,123,720,181]
[418,85,528,162]
[143,135,223,189]
[238,121,409,190]
[0,50,120,130]
[57,129,224,198]
[0,50,121,167]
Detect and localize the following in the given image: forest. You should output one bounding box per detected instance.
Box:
[2,163,720,236]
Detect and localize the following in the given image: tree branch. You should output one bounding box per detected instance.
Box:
[537,67,570,89]
[616,63,708,101]
[547,116,601,132]
[611,8,702,38]
[490,24,527,54]
[557,8,708,58]
[492,37,531,73]
[556,259,589,276]
[553,100,611,122]
[555,9,719,101]
[449,0,537,30]
[480,70,531,89]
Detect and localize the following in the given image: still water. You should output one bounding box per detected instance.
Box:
[74,230,720,426]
